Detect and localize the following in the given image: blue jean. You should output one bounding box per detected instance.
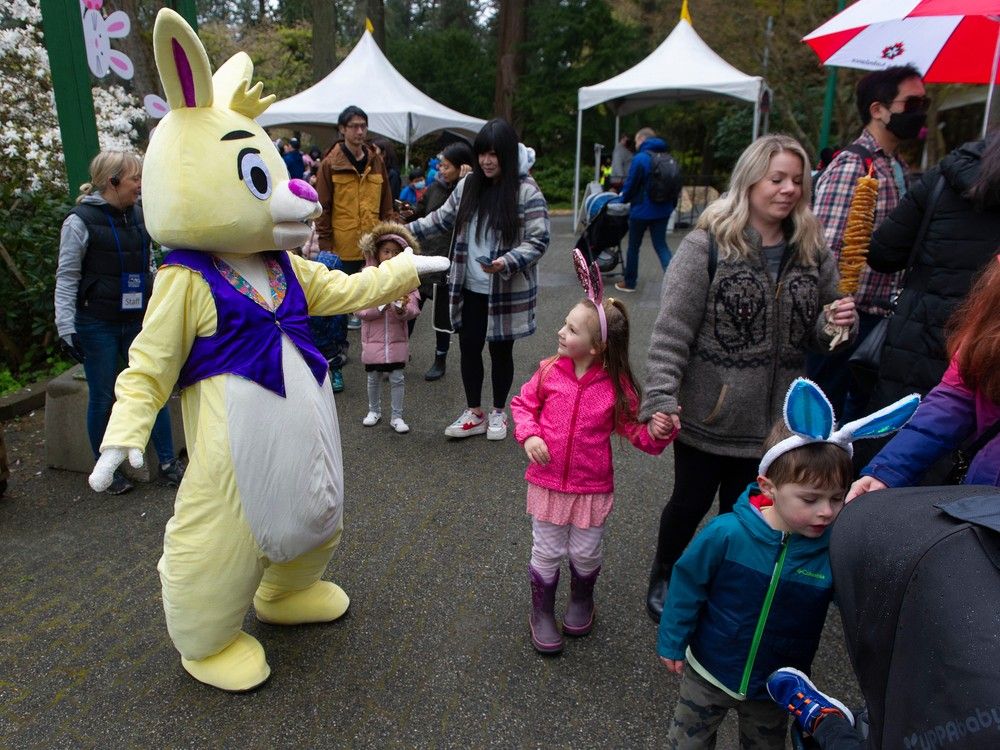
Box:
[74,313,175,464]
[623,216,671,289]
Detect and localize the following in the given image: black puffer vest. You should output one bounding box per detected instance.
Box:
[68,203,152,322]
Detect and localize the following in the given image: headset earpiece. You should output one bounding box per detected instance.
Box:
[110,175,121,187]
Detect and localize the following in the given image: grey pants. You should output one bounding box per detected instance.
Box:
[666,666,788,749]
[367,370,405,420]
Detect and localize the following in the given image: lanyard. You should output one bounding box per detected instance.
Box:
[101,205,148,275]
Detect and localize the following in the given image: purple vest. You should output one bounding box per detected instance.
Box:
[161,249,328,397]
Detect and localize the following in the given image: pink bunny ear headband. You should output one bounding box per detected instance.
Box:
[572,248,607,342]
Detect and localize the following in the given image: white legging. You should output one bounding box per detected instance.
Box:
[530,518,604,579]
[367,369,405,420]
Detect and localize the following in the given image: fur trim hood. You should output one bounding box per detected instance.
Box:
[359,220,421,262]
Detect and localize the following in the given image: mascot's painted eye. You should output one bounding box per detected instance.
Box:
[237,148,272,200]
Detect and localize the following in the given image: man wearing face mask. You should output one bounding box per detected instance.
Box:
[808,64,928,422]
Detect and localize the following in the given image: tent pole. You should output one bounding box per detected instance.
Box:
[404,113,412,171]
[983,21,1000,138]
[573,108,583,232]
[614,115,620,146]
[752,85,761,141]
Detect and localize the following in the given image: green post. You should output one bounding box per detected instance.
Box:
[40,0,100,195]
[169,0,199,32]
[818,0,847,152]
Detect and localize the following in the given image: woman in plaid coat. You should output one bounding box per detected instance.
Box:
[409,119,550,441]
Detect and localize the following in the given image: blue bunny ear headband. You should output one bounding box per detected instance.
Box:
[757,378,921,477]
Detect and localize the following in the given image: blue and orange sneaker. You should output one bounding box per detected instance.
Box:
[331,369,344,393]
[767,668,854,735]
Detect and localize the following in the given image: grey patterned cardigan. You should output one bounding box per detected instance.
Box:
[638,227,853,458]
[407,174,550,342]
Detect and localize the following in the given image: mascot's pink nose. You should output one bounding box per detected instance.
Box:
[288,179,318,202]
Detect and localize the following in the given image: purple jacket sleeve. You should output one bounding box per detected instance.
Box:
[862,361,975,487]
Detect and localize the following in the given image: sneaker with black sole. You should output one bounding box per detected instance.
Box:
[487,409,508,440]
[160,459,185,487]
[106,471,134,495]
[444,409,486,438]
[766,668,855,736]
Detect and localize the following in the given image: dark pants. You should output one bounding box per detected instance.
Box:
[806,310,883,423]
[651,441,759,581]
[340,258,364,275]
[74,312,175,464]
[623,216,671,289]
[813,716,865,749]
[408,294,451,355]
[458,290,514,410]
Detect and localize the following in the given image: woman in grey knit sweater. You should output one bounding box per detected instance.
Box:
[641,134,858,621]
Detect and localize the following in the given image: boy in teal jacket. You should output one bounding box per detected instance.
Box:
[657,420,852,748]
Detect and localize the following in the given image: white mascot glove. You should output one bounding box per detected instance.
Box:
[402,247,450,275]
[89,446,145,492]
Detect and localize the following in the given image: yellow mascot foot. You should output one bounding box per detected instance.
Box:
[254,581,351,625]
[180,631,271,692]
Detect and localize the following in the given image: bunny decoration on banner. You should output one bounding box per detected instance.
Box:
[758,378,921,476]
[79,0,134,79]
[572,247,607,343]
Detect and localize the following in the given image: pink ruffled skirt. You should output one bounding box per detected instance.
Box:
[526,483,614,529]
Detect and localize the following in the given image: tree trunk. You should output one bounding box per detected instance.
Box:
[366,0,385,48]
[312,0,338,84]
[493,0,527,127]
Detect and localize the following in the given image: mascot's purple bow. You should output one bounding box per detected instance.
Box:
[572,248,607,343]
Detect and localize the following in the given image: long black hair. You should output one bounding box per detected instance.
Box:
[967,130,1000,210]
[454,118,521,248]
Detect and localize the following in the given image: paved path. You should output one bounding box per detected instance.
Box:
[0,216,859,747]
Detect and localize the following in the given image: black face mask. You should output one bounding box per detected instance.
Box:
[886,110,926,140]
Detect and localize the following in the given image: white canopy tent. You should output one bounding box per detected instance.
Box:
[573,18,767,223]
[257,31,486,165]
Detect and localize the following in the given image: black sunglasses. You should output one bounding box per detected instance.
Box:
[887,95,931,113]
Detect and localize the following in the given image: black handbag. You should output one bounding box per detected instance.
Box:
[431,281,453,334]
[847,175,946,388]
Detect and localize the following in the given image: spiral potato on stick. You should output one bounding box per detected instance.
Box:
[837,165,878,295]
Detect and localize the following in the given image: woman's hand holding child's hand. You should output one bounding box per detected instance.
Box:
[524,436,550,465]
[660,657,684,675]
[648,410,681,440]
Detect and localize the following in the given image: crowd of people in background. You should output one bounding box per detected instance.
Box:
[49,60,1000,745]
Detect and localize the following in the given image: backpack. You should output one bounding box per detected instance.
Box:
[646,152,682,204]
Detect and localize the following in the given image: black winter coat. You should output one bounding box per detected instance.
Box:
[868,140,1000,409]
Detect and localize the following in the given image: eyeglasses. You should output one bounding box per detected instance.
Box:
[343,121,368,131]
[886,95,931,113]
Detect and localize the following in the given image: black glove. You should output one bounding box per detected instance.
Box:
[60,334,86,363]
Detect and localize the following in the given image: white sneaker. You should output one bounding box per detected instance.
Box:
[444,409,486,438]
[362,411,381,426]
[487,410,508,440]
[390,417,410,434]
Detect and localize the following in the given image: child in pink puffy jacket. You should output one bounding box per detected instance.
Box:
[510,296,677,655]
[356,222,422,434]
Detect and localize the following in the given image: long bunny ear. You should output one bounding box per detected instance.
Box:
[784,378,834,439]
[834,394,920,442]
[153,8,213,110]
[572,248,594,299]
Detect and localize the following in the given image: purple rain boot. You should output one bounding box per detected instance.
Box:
[563,561,601,637]
[528,566,564,655]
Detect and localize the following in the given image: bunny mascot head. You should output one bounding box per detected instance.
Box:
[759,378,920,477]
[88,9,442,693]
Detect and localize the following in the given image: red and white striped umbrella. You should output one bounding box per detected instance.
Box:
[803,0,1000,84]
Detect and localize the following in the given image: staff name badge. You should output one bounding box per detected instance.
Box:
[121,273,143,311]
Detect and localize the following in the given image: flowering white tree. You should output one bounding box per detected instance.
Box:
[1,0,146,195]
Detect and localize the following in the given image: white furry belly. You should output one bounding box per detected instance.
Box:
[226,336,342,562]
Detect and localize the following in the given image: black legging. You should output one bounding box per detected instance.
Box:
[651,440,759,580]
[458,290,514,410]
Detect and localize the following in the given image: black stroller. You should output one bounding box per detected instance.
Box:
[574,181,629,274]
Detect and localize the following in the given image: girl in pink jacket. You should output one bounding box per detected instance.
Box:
[356,223,422,434]
[510,295,677,655]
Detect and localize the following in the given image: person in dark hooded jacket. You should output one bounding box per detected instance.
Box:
[854,135,1000,477]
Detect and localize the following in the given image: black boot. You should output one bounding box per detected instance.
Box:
[424,353,447,381]
[646,562,671,624]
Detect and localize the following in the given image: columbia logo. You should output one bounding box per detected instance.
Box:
[795,568,826,580]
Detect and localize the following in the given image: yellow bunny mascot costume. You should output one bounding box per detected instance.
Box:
[88,8,448,692]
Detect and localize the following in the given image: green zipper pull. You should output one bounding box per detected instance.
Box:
[739,532,789,697]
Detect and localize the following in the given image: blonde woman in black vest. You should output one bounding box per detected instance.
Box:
[54,150,183,495]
